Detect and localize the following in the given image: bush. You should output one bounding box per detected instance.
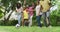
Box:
[5,20,18,26]
[50,10,60,26]
[0,20,18,26]
[0,20,4,26]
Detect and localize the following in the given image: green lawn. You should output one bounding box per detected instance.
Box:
[0,26,60,32]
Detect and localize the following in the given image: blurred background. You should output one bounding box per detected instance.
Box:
[0,0,60,26]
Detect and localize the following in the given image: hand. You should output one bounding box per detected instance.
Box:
[16,10,17,12]
[16,10,18,12]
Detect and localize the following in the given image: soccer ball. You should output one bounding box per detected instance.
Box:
[15,24,20,28]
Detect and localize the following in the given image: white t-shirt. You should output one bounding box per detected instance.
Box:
[35,5,43,16]
[16,7,23,15]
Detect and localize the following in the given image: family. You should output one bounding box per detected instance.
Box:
[16,0,51,27]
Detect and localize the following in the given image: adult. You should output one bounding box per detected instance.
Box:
[35,2,43,27]
[40,0,51,27]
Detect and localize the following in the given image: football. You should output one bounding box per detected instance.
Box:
[15,24,20,28]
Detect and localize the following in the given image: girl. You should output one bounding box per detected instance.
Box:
[16,3,23,27]
[23,7,29,26]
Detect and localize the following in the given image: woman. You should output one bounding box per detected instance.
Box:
[23,7,29,26]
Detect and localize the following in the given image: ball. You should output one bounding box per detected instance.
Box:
[15,24,20,28]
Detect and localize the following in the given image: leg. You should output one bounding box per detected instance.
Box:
[24,19,29,26]
[18,15,21,25]
[29,16,33,27]
[22,15,24,26]
[22,19,24,26]
[43,12,48,27]
[46,11,50,26]
[36,15,42,27]
[21,13,24,26]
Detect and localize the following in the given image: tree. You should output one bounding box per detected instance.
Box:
[0,0,20,24]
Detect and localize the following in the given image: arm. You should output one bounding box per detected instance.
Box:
[38,5,43,15]
[16,8,18,12]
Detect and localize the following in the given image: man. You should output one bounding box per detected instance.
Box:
[40,0,51,27]
[35,2,43,27]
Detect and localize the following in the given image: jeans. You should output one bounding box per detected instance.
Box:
[17,15,21,25]
[36,15,42,27]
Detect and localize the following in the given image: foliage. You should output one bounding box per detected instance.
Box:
[0,10,3,18]
[0,20,18,26]
[0,0,60,26]
[50,10,60,26]
[50,0,60,26]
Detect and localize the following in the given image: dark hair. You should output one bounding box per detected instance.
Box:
[24,6,29,10]
[16,3,21,9]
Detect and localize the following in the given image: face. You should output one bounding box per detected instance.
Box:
[37,2,39,5]
[17,4,20,6]
[25,7,28,10]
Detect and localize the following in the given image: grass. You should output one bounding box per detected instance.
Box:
[0,26,60,32]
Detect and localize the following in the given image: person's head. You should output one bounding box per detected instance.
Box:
[16,3,21,9]
[23,7,28,12]
[36,1,40,5]
[24,7,28,10]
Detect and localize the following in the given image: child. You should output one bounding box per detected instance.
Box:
[16,3,23,27]
[28,5,34,27]
[23,7,29,26]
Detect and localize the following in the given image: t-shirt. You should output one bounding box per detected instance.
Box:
[28,7,34,16]
[16,7,23,15]
[40,0,51,12]
[23,10,28,19]
[35,5,43,16]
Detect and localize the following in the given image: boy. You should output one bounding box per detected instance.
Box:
[35,2,43,27]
